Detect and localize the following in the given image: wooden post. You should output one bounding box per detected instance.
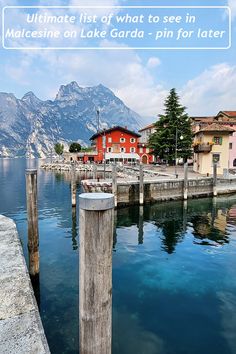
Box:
[139,164,144,205]
[183,200,188,233]
[26,169,39,276]
[93,163,97,180]
[183,162,188,200]
[71,164,77,207]
[79,193,114,354]
[213,162,218,197]
[138,206,144,244]
[112,164,117,207]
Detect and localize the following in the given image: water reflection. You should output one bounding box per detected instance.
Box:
[116,198,234,254]
[2,159,236,354]
[72,208,78,251]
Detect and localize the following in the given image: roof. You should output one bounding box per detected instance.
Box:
[90,126,141,140]
[218,111,236,118]
[195,123,235,134]
[191,116,215,123]
[139,123,155,132]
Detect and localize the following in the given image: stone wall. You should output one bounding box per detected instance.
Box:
[82,177,236,207]
[0,215,50,354]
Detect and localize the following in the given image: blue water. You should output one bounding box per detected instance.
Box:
[1,158,236,354]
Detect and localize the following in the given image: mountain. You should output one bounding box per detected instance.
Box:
[0,81,142,158]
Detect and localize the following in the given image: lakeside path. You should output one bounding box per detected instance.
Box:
[0,215,50,354]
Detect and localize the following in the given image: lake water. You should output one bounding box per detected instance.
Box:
[1,158,236,354]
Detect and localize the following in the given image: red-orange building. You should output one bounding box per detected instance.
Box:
[66,126,156,164]
[88,126,141,164]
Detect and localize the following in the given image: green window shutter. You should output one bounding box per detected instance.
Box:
[220,137,223,145]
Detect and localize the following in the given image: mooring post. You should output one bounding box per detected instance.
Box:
[25,169,39,276]
[112,164,117,208]
[139,164,144,205]
[79,193,114,354]
[184,162,188,200]
[183,200,188,233]
[138,206,144,245]
[213,162,218,197]
[71,164,77,207]
[93,163,97,180]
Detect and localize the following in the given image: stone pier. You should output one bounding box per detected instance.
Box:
[0,215,50,354]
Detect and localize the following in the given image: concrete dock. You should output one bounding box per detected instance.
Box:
[0,215,50,354]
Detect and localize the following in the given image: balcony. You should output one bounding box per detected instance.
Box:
[194,143,212,153]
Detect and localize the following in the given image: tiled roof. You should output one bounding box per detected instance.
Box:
[139,123,155,132]
[220,111,236,118]
[90,126,141,140]
[191,116,215,122]
[196,123,235,134]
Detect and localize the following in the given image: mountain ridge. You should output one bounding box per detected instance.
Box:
[0,81,142,158]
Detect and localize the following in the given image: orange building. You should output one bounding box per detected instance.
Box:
[89,126,141,164]
[67,126,156,164]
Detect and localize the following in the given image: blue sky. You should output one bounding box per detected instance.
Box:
[0,0,235,123]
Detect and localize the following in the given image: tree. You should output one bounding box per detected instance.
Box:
[149,88,193,164]
[54,143,64,156]
[69,142,81,153]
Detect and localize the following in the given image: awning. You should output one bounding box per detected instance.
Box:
[105,153,140,160]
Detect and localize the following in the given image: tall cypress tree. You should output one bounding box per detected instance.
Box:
[149,88,193,164]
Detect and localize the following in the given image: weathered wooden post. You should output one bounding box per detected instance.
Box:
[93,163,97,180]
[25,169,39,276]
[71,164,77,207]
[112,164,117,208]
[139,164,144,205]
[183,200,188,233]
[213,162,218,197]
[183,162,188,200]
[79,193,114,354]
[138,206,144,244]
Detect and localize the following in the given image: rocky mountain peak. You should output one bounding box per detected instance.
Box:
[0,82,142,158]
[22,91,41,106]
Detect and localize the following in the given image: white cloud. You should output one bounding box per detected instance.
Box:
[181,63,236,116]
[147,57,161,69]
[8,47,167,119]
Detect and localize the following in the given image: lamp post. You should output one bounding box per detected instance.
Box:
[103,129,106,179]
[175,127,183,178]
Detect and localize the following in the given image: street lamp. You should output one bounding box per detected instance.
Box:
[175,127,183,178]
[103,128,106,179]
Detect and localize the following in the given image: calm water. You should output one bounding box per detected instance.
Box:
[1,159,236,354]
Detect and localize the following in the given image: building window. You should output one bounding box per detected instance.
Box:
[146,148,150,153]
[108,137,112,143]
[107,147,112,153]
[120,137,126,143]
[233,159,236,167]
[139,147,143,153]
[130,147,136,153]
[130,138,136,143]
[229,143,233,150]
[213,136,223,145]
[120,147,126,153]
[212,153,220,164]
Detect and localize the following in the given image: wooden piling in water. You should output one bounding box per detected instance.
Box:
[138,206,144,244]
[183,162,188,200]
[93,163,97,180]
[71,164,77,207]
[25,169,39,276]
[213,162,218,197]
[79,193,115,354]
[139,164,144,205]
[112,164,117,208]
